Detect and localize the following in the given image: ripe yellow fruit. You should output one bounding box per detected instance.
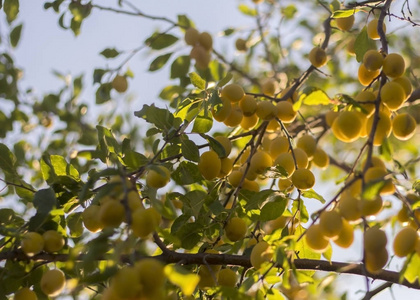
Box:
[218,157,234,177]
[276,101,297,123]
[111,266,142,298]
[325,110,339,127]
[126,190,144,212]
[256,101,278,120]
[392,113,417,140]
[82,205,104,233]
[223,104,243,127]
[279,86,298,102]
[363,50,384,71]
[346,37,356,56]
[264,216,289,234]
[225,217,247,242]
[218,268,237,287]
[338,193,361,221]
[146,165,171,188]
[382,53,405,78]
[21,232,44,257]
[266,119,280,132]
[14,287,38,300]
[364,167,395,195]
[335,15,355,31]
[198,150,222,180]
[291,168,315,191]
[198,32,213,51]
[358,63,380,86]
[360,195,383,217]
[198,266,218,288]
[292,148,309,169]
[362,155,386,170]
[397,206,410,224]
[366,111,392,146]
[269,136,289,159]
[308,46,327,68]
[214,136,232,157]
[393,227,418,257]
[319,210,343,239]
[365,248,388,274]
[235,38,248,51]
[240,114,259,130]
[131,207,160,238]
[112,75,128,93]
[239,95,257,116]
[249,150,273,174]
[190,44,211,69]
[42,230,65,253]
[184,27,200,46]
[305,224,329,252]
[250,241,273,269]
[274,152,295,178]
[99,200,125,228]
[296,134,317,159]
[367,19,386,40]
[392,76,412,97]
[332,111,363,142]
[364,227,387,252]
[333,219,354,248]
[221,84,245,103]
[261,78,278,97]
[242,179,260,192]
[108,175,134,197]
[312,147,329,169]
[40,269,66,297]
[135,259,165,295]
[212,96,232,122]
[355,90,376,117]
[380,81,406,111]
[277,178,294,192]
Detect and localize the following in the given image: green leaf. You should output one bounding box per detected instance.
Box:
[9,23,22,47]
[238,4,256,16]
[354,27,376,63]
[201,134,226,158]
[97,125,121,156]
[172,161,202,185]
[159,85,185,101]
[4,0,19,23]
[41,154,80,185]
[332,9,356,18]
[100,48,120,59]
[164,264,200,296]
[294,225,321,261]
[95,83,112,104]
[67,212,83,238]
[192,106,213,133]
[401,253,420,283]
[260,197,287,221]
[362,180,386,201]
[175,222,202,249]
[93,69,106,84]
[33,188,57,214]
[170,55,190,79]
[134,104,181,132]
[292,200,309,223]
[0,143,18,178]
[146,33,178,50]
[182,190,206,218]
[181,139,200,162]
[413,180,420,195]
[299,87,330,106]
[301,189,326,204]
[189,72,206,90]
[149,53,172,71]
[177,15,193,29]
[216,72,233,88]
[281,5,297,19]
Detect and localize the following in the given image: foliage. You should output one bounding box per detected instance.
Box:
[1,0,420,299]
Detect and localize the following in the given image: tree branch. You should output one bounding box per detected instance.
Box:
[2,249,419,290]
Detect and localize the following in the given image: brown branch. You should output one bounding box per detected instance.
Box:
[2,249,419,290]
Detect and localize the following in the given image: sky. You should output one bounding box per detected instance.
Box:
[5,1,420,299]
